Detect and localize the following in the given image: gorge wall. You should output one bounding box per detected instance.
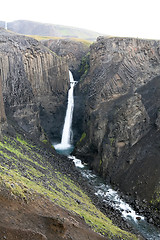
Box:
[42,38,90,80]
[42,38,90,142]
[75,36,160,208]
[0,29,140,240]
[0,28,69,141]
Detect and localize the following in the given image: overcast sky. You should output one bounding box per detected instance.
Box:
[1,0,160,39]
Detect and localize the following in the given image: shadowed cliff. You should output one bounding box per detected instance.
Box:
[0,29,140,240]
[0,28,70,142]
[74,36,160,221]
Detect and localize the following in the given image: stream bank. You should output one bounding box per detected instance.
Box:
[69,155,160,240]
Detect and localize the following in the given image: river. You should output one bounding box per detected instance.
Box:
[68,155,160,240]
[53,70,160,239]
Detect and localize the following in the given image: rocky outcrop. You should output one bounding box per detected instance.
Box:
[42,38,90,80]
[0,28,69,140]
[75,36,160,207]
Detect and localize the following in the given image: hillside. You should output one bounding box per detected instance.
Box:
[0,20,101,41]
[0,130,138,240]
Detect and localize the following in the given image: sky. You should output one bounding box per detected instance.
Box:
[1,0,160,39]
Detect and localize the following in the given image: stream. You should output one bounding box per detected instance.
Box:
[68,155,160,240]
[53,70,160,239]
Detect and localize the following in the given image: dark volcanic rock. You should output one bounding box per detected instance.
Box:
[42,38,91,143]
[0,28,69,140]
[75,36,160,210]
[42,38,90,80]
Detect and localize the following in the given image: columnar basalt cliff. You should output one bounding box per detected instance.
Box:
[0,28,69,140]
[0,69,6,123]
[0,29,140,240]
[0,69,7,139]
[75,36,160,209]
[42,38,90,142]
[42,38,90,80]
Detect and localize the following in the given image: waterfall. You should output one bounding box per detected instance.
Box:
[5,21,7,30]
[54,71,76,153]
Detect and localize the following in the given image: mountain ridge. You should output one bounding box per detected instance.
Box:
[0,20,102,41]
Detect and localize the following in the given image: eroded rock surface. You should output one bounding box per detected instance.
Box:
[42,38,90,80]
[0,28,69,140]
[75,36,160,209]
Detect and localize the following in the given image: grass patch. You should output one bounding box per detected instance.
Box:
[27,35,92,46]
[0,134,137,239]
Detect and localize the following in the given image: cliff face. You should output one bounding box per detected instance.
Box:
[75,36,160,206]
[0,28,69,140]
[42,39,90,80]
[42,38,90,143]
[0,69,7,139]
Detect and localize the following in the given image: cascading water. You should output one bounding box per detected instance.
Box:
[54,71,76,155]
[5,21,7,30]
[54,70,160,239]
[69,156,160,240]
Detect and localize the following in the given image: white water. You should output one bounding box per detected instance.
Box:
[53,71,160,239]
[5,21,7,30]
[54,71,76,151]
[69,155,160,240]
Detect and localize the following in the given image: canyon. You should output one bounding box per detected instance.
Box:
[74,36,160,220]
[0,25,160,239]
[0,28,140,240]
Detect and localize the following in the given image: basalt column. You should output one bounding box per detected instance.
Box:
[0,68,7,139]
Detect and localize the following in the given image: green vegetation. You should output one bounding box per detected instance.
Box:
[53,24,100,41]
[109,137,115,146]
[79,132,86,143]
[27,35,92,46]
[79,52,90,79]
[76,132,87,147]
[0,134,137,239]
[151,186,160,208]
[41,139,49,145]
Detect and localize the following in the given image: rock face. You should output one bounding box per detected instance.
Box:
[0,69,6,123]
[42,38,90,143]
[75,36,160,206]
[42,38,90,80]
[0,28,69,140]
[0,68,7,139]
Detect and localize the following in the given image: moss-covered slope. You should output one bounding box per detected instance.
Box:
[0,133,137,240]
